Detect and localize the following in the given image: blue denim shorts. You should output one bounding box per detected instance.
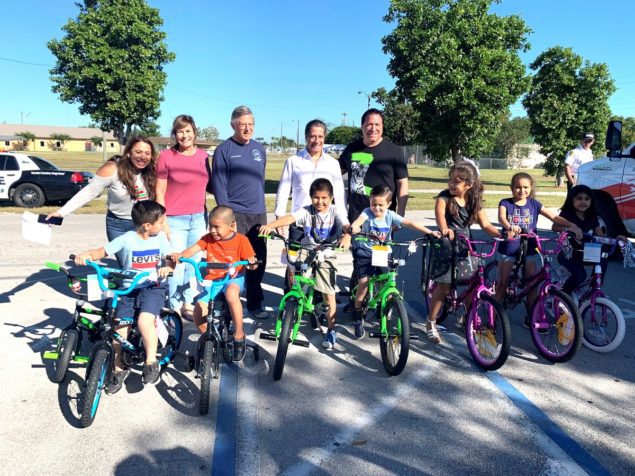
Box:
[195,276,245,303]
[116,284,166,319]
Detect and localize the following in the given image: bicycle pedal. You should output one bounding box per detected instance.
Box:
[42,351,59,360]
[292,339,310,347]
[259,332,277,341]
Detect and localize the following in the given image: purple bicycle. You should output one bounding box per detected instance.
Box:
[423,234,511,371]
[484,231,582,363]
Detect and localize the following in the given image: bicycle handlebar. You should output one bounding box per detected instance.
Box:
[67,254,150,295]
[456,234,501,258]
[260,231,343,267]
[505,231,569,256]
[352,232,429,248]
[178,256,261,285]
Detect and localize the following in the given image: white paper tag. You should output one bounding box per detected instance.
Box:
[155,316,169,347]
[408,241,417,253]
[21,211,51,246]
[583,242,602,263]
[87,274,105,301]
[371,245,390,267]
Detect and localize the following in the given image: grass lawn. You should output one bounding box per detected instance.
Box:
[1,150,568,215]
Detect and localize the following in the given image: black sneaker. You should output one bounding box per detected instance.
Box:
[233,338,246,361]
[105,368,130,395]
[142,361,161,385]
[352,309,365,339]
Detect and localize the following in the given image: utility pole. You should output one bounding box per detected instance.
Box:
[358,91,371,110]
[341,112,348,126]
[280,122,283,149]
[295,119,300,150]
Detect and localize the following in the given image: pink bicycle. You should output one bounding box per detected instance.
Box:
[423,234,511,371]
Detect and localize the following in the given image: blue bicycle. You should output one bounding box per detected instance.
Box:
[68,255,183,427]
[179,257,261,415]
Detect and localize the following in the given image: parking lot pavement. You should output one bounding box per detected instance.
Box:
[1,212,634,475]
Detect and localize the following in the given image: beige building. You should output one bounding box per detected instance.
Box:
[0,123,120,153]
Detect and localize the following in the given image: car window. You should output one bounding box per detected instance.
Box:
[0,155,19,171]
[29,156,59,170]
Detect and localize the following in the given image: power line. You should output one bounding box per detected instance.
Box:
[0,56,51,67]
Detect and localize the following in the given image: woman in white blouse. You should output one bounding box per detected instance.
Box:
[274,119,347,229]
[47,136,157,264]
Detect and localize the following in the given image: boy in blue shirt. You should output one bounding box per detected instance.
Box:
[74,200,173,393]
[350,185,439,339]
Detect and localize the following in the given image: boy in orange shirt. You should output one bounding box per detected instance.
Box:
[177,205,257,361]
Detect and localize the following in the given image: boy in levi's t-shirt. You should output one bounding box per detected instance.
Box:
[175,205,257,362]
[74,200,174,392]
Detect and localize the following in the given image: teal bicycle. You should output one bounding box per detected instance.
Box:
[259,231,339,381]
[352,233,425,376]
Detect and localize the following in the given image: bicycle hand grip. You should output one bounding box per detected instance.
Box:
[45,262,62,272]
[69,254,76,260]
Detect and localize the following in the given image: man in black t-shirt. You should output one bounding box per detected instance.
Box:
[338,108,409,222]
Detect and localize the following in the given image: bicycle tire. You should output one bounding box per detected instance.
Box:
[579,297,626,353]
[199,339,215,416]
[465,294,511,371]
[529,288,582,363]
[273,298,296,381]
[52,329,79,383]
[158,310,183,365]
[221,312,233,364]
[80,348,111,428]
[379,294,410,376]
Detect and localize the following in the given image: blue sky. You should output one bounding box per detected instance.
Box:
[1,0,634,142]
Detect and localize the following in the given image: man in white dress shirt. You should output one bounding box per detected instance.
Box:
[565,132,594,191]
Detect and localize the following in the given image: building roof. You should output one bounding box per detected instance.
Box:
[0,123,117,140]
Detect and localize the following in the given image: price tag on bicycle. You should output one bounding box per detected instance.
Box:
[583,242,602,263]
[87,274,107,301]
[371,245,390,267]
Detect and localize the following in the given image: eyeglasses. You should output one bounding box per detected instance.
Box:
[237,122,254,129]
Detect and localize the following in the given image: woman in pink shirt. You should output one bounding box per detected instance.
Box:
[156,115,212,317]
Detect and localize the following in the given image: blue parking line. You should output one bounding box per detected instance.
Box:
[486,372,611,476]
[211,365,238,476]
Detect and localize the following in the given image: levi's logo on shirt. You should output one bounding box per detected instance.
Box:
[131,248,161,269]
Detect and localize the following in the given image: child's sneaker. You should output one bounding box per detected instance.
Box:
[322,329,337,350]
[352,309,365,339]
[105,368,130,395]
[142,361,161,385]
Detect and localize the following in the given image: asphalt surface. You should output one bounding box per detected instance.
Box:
[1,211,634,475]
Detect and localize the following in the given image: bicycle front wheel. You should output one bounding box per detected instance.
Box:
[52,329,79,383]
[379,295,409,376]
[198,339,216,416]
[273,298,297,381]
[579,297,625,353]
[80,348,111,428]
[530,289,581,363]
[465,294,511,371]
[158,309,183,365]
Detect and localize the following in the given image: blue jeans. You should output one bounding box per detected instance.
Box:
[105,211,136,266]
[167,212,207,310]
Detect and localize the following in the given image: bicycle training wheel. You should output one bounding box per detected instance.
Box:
[529,289,581,363]
[273,298,297,381]
[80,348,111,428]
[579,297,625,353]
[379,295,410,376]
[198,339,216,416]
[158,309,183,365]
[465,294,511,371]
[52,328,79,383]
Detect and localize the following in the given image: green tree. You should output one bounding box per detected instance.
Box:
[198,126,220,142]
[325,126,361,145]
[372,87,419,145]
[15,131,36,151]
[382,0,530,161]
[48,0,175,144]
[610,115,635,149]
[131,121,161,137]
[523,46,615,178]
[492,116,532,158]
[90,136,103,147]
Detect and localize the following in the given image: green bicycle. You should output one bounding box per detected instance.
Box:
[352,233,426,376]
[259,231,339,381]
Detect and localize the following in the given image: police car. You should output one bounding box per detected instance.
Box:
[0,152,93,208]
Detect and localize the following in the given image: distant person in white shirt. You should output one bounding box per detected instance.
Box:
[274,119,348,240]
[565,132,594,191]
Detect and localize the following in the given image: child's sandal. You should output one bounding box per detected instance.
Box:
[426,320,441,344]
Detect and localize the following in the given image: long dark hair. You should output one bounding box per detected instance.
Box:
[561,184,598,221]
[446,163,483,226]
[117,136,157,201]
